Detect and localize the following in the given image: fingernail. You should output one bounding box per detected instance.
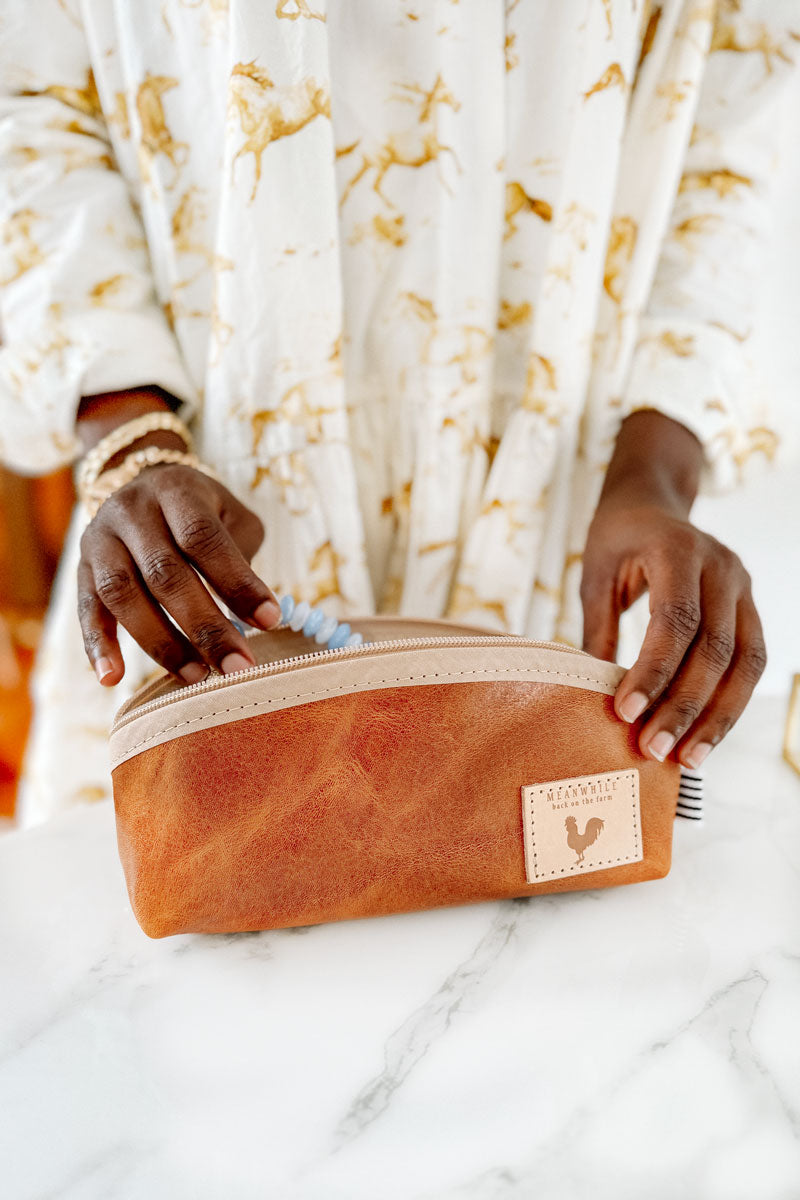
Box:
[618,690,649,723]
[685,741,713,769]
[220,652,254,675]
[252,599,282,629]
[94,656,115,684]
[179,662,209,685]
[648,730,676,762]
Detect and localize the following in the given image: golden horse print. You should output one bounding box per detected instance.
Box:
[136,74,189,186]
[338,73,463,210]
[228,61,330,202]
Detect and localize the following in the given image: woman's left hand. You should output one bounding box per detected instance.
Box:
[580,411,767,770]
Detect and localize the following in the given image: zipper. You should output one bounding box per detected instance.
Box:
[111,633,590,731]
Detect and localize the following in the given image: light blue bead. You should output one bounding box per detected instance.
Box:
[327,622,351,650]
[289,600,310,632]
[344,631,364,647]
[279,594,295,622]
[303,606,325,637]
[315,615,339,645]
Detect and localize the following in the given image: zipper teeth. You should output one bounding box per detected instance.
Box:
[111,634,588,731]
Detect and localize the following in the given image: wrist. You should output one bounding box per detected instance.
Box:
[75,407,196,512]
[76,385,182,454]
[99,427,188,472]
[81,445,221,518]
[598,410,703,520]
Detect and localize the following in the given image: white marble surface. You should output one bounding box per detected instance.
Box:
[1,695,798,1200]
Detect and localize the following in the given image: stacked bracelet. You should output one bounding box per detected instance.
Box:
[81,447,222,518]
[277,594,369,649]
[76,410,194,500]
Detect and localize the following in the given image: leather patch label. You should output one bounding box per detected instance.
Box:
[521,769,642,884]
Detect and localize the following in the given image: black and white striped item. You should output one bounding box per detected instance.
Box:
[676,769,704,821]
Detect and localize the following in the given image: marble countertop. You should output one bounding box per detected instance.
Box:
[1,695,798,1200]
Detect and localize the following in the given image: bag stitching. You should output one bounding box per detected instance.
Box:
[112,665,615,763]
[526,771,641,880]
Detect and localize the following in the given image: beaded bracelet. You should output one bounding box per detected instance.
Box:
[82,446,222,518]
[76,410,194,501]
[276,594,371,649]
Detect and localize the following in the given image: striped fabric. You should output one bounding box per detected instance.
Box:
[677,769,704,822]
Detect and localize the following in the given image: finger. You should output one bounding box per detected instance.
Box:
[88,533,210,683]
[634,570,738,761]
[77,558,124,686]
[159,495,280,629]
[120,508,259,673]
[614,555,702,726]
[580,568,621,661]
[676,594,767,769]
[218,491,266,562]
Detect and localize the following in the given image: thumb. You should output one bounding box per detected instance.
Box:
[580,568,621,662]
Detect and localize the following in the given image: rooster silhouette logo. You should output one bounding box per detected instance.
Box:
[564,815,605,865]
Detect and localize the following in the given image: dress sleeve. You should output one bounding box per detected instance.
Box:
[620,1,800,494]
[0,1,198,476]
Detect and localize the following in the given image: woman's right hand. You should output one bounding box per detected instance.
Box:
[77,453,282,688]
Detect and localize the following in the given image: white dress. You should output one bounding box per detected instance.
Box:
[1,0,797,825]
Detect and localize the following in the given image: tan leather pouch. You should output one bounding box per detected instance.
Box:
[109,614,681,938]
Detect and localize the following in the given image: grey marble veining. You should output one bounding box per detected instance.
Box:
[1,696,798,1200]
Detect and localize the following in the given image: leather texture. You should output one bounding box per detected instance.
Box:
[111,670,680,938]
[108,641,623,770]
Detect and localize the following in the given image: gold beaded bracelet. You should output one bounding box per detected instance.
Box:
[75,411,195,502]
[82,446,222,519]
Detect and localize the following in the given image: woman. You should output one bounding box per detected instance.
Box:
[1,0,796,825]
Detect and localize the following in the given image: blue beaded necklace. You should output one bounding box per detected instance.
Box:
[276,594,371,649]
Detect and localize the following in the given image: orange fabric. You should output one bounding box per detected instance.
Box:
[0,613,40,818]
[0,467,73,817]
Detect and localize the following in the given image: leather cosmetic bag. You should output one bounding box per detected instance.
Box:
[109,615,683,938]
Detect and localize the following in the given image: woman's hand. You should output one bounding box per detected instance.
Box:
[581,411,767,769]
[76,387,281,686]
[78,461,282,685]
